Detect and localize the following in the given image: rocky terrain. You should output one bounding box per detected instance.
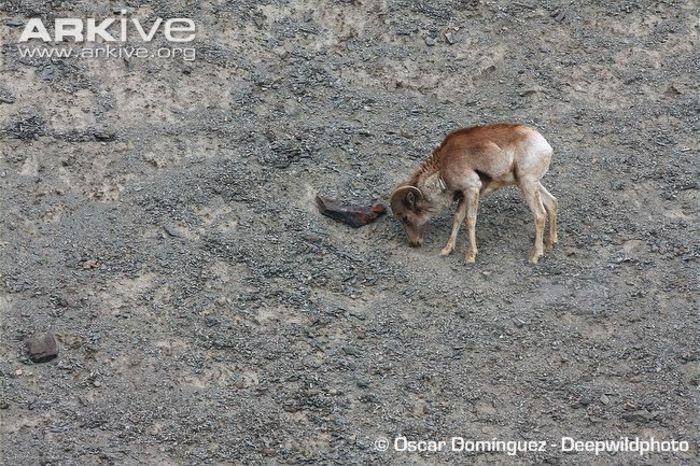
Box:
[1,0,698,464]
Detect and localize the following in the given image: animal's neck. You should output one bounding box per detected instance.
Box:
[413,168,451,214]
[409,153,440,187]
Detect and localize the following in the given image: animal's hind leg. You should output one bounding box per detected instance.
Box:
[464,188,480,263]
[539,183,558,249]
[520,179,547,264]
[441,195,466,256]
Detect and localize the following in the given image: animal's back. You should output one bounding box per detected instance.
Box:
[442,123,530,148]
[431,123,553,192]
[441,123,550,156]
[434,124,523,180]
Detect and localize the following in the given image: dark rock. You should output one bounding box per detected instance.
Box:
[0,89,15,104]
[315,195,386,228]
[7,114,45,140]
[663,85,681,97]
[622,410,656,423]
[519,88,540,97]
[26,333,59,363]
[163,225,183,238]
[5,18,24,27]
[574,395,593,407]
[94,129,116,141]
[550,9,567,22]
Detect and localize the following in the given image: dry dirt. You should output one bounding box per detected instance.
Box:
[0,1,698,465]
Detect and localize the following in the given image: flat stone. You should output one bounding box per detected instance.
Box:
[93,129,116,141]
[26,333,59,363]
[0,90,15,104]
[316,195,386,228]
[5,18,24,27]
[622,409,656,423]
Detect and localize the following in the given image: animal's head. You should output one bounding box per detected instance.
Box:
[390,185,431,247]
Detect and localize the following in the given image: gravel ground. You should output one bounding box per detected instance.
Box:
[1,1,698,464]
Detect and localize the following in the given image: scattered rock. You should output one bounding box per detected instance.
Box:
[94,129,116,142]
[260,140,304,168]
[142,151,168,168]
[163,225,183,238]
[479,63,497,76]
[550,8,567,22]
[0,89,15,104]
[316,195,386,228]
[622,239,647,259]
[663,85,681,97]
[519,87,542,97]
[5,18,24,27]
[622,410,656,423]
[81,259,100,269]
[425,36,437,46]
[26,333,59,363]
[52,294,80,309]
[7,114,45,140]
[112,6,135,15]
[600,394,610,405]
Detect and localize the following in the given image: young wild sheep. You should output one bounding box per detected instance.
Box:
[390,123,557,264]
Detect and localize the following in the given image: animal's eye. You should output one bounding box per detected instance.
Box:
[401,217,410,225]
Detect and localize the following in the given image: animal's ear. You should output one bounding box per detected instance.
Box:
[405,191,416,206]
[390,185,423,213]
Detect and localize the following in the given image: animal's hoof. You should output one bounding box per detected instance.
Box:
[528,251,543,263]
[440,246,454,256]
[465,251,477,263]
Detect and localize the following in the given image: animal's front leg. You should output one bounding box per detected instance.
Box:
[464,188,480,263]
[440,196,466,256]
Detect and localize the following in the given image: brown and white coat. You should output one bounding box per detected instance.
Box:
[390,123,558,263]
